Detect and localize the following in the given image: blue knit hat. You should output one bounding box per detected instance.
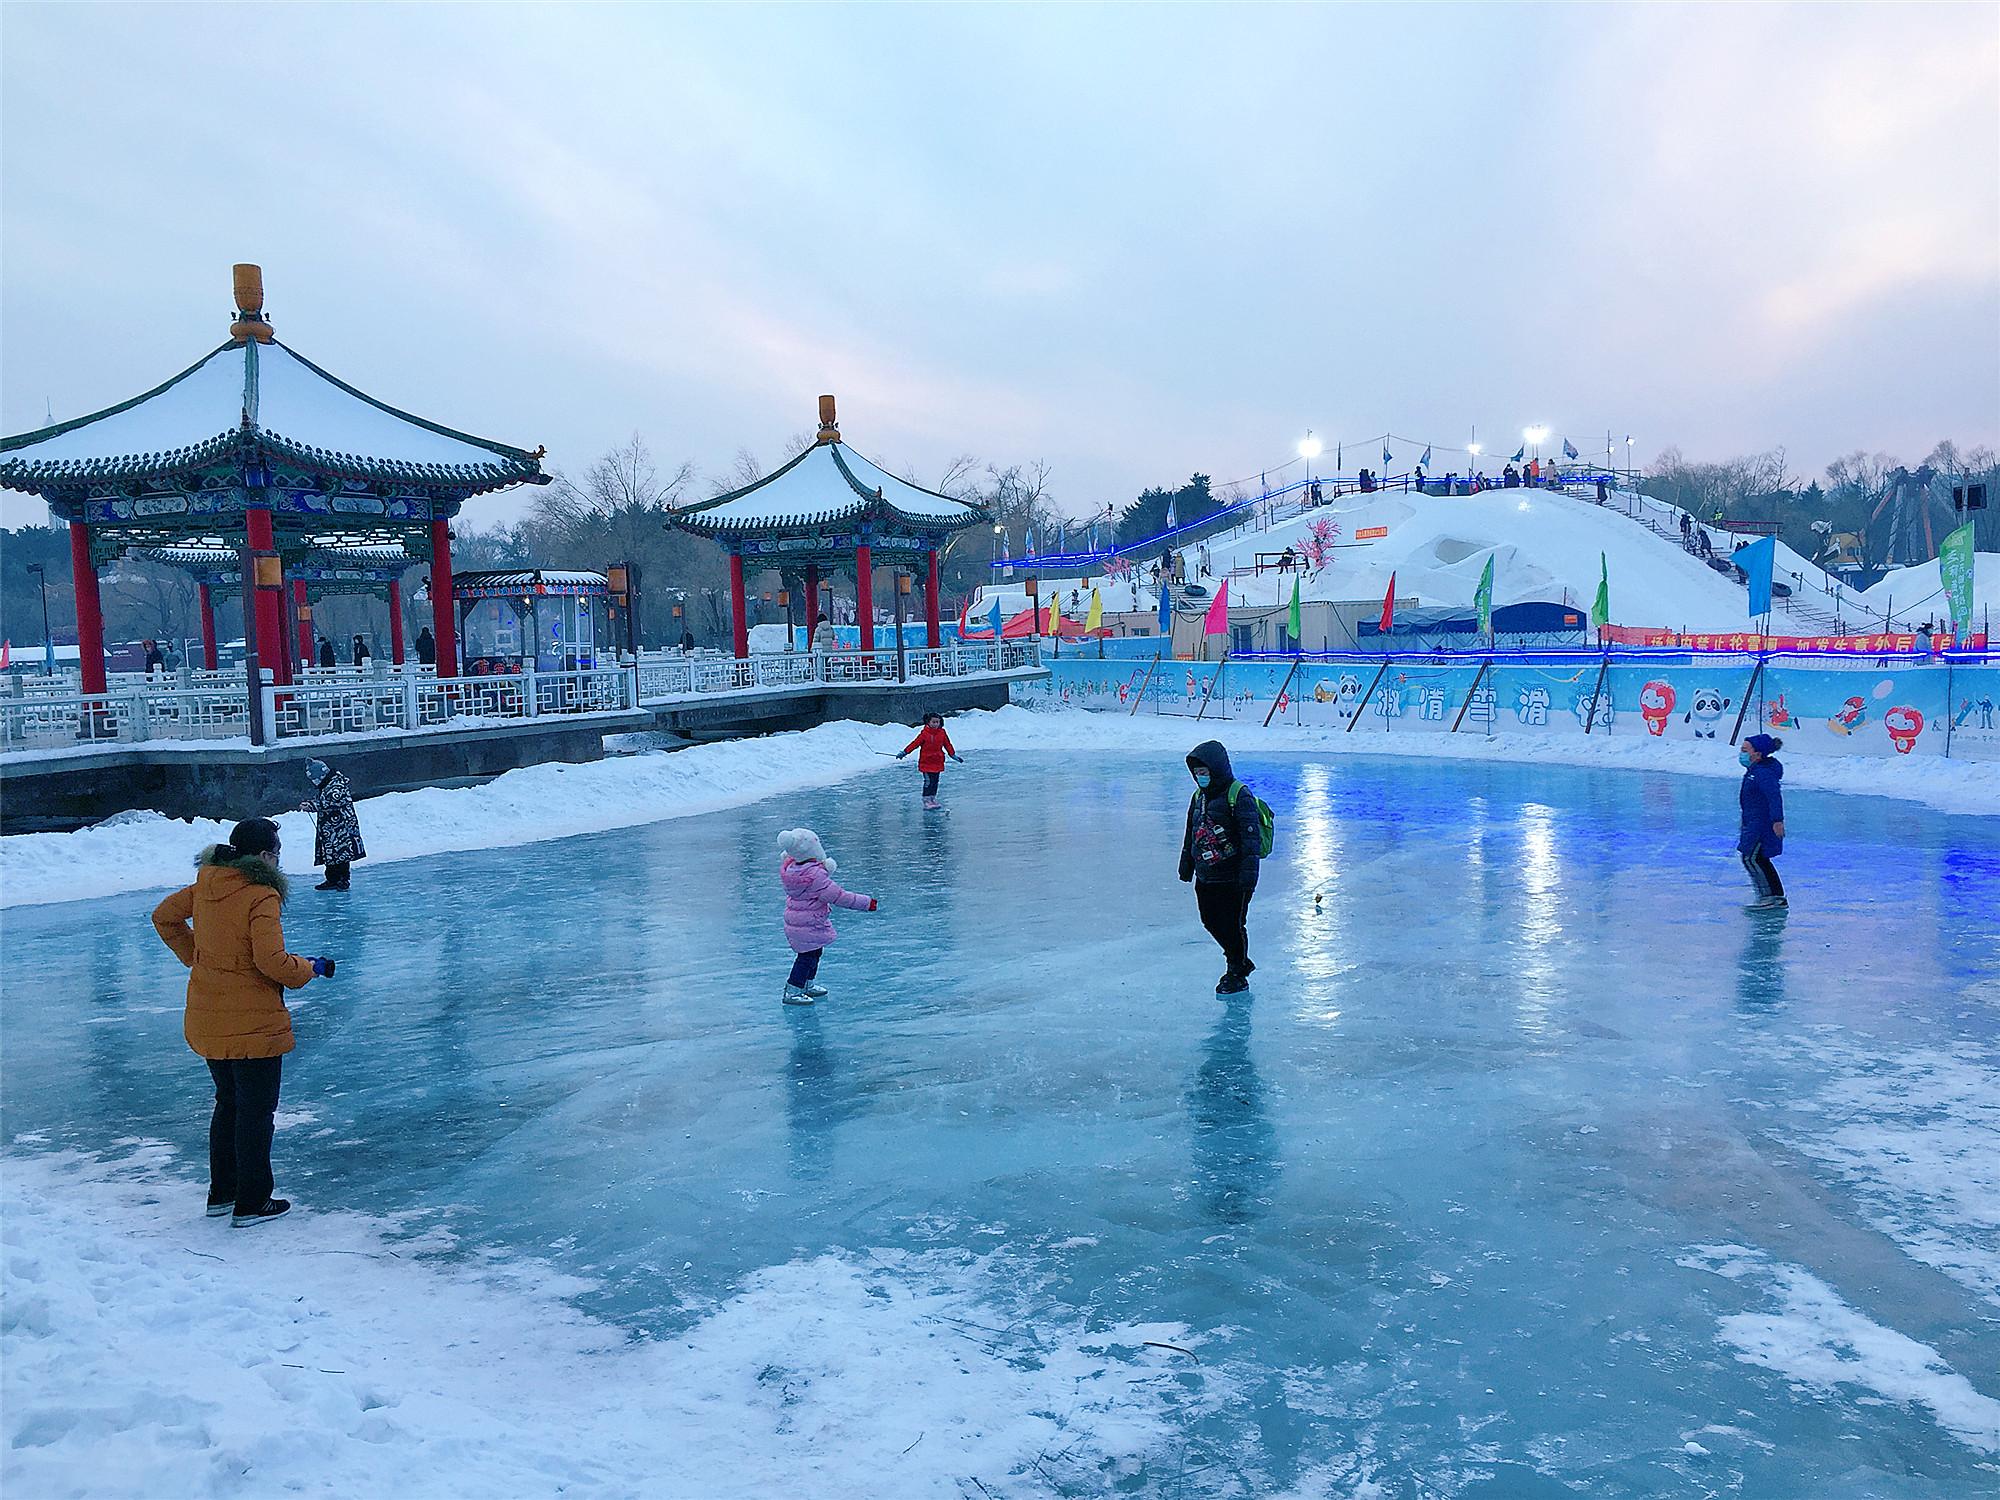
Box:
[1744,734,1779,756]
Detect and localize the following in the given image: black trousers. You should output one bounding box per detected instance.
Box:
[1196,883,1254,973]
[1741,845,1785,901]
[787,948,823,987]
[321,860,350,889]
[921,770,940,797]
[207,1056,283,1212]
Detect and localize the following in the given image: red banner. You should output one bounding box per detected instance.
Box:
[1600,625,1987,653]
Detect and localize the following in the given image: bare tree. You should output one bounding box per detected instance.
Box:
[936,453,980,498]
[727,447,763,489]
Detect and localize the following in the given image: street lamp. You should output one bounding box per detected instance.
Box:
[1624,435,1634,476]
[25,563,53,677]
[1524,425,1549,460]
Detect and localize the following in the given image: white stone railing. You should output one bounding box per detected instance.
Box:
[0,642,1044,754]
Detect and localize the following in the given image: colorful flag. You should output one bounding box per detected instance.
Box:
[1085,588,1103,634]
[1739,535,1777,618]
[1379,573,1396,633]
[1475,556,1495,637]
[1562,437,1580,460]
[1057,520,1067,552]
[1287,576,1302,650]
[1590,553,1610,630]
[1165,496,1177,528]
[1025,528,1036,557]
[1204,579,1230,635]
[1941,521,1976,633]
[1420,445,1432,467]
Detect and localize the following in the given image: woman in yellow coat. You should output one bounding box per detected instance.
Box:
[152,817,333,1226]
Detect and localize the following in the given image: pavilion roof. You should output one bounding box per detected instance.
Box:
[673,412,986,539]
[0,336,546,495]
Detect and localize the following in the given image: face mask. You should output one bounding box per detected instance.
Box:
[1739,750,1754,768]
[1193,769,1212,789]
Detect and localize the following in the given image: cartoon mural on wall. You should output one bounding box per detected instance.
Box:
[1683,687,1732,739]
[1884,705,1924,754]
[1640,680,1676,737]
[1828,696,1868,735]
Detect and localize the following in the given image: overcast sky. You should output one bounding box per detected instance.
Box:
[4,3,1996,530]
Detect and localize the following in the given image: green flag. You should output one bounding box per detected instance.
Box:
[1590,552,1610,631]
[1940,521,1976,635]
[1287,575,1302,650]
[1475,555,1495,637]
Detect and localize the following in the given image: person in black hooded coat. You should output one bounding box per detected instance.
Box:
[1179,740,1262,993]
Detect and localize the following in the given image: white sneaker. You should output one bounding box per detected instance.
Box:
[782,985,815,1006]
[803,981,829,998]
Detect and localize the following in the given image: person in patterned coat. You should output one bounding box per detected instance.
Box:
[301,759,366,891]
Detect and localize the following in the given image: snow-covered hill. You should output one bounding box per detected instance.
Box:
[991,484,1999,638]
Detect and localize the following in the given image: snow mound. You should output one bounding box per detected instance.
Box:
[1,1150,1216,1498]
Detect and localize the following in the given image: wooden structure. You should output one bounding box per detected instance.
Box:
[670,396,986,658]
[0,265,547,693]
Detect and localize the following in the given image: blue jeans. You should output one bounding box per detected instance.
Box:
[787,949,823,987]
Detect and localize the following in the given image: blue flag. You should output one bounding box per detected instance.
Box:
[1740,535,1777,618]
[1562,437,1579,460]
[1158,577,1172,633]
[1510,445,1525,463]
[989,596,1004,640]
[1382,440,1393,466]
[1420,444,1432,466]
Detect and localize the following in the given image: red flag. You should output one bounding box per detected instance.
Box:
[1378,574,1396,633]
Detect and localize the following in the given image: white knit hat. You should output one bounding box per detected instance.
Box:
[777,827,835,872]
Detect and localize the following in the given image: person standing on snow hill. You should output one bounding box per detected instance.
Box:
[1179,740,1263,995]
[1737,734,1788,911]
[897,712,964,809]
[301,759,365,891]
[150,817,335,1227]
[777,827,877,1006]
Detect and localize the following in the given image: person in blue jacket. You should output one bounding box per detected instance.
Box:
[1737,733,1788,910]
[1179,740,1262,993]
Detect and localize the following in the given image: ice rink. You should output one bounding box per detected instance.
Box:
[5,750,1997,1495]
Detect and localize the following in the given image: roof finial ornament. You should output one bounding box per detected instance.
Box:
[816,394,840,445]
[229,263,274,345]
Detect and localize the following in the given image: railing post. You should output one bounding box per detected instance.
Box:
[403,674,420,731]
[523,668,539,718]
[126,691,148,744]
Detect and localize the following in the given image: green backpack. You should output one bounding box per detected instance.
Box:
[1191,780,1276,858]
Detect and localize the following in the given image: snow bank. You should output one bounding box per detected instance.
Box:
[1678,1245,2000,1455]
[0,720,892,911]
[5,705,1994,911]
[1,1149,1216,1499]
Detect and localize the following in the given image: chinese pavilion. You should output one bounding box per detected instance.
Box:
[143,544,416,669]
[0,265,547,692]
[671,396,987,657]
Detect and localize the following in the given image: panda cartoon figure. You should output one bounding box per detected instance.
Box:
[1683,686,1732,739]
[1334,673,1364,717]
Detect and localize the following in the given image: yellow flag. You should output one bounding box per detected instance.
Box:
[1085,588,1103,633]
[1047,594,1061,636]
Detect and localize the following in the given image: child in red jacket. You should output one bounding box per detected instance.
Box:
[897,713,964,809]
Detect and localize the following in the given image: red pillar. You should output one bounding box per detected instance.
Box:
[429,517,458,677]
[387,580,406,665]
[197,583,218,670]
[293,580,313,668]
[244,506,289,686]
[924,548,941,648]
[804,563,820,650]
[855,544,875,653]
[728,552,749,659]
[68,521,108,695]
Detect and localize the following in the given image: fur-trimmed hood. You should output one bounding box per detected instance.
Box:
[196,845,289,901]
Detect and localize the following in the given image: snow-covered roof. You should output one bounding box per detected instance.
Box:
[1,339,545,493]
[675,438,985,537]
[453,569,609,598]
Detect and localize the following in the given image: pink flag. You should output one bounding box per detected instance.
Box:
[1203,579,1230,635]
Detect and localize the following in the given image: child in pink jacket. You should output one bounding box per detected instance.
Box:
[777,827,876,1005]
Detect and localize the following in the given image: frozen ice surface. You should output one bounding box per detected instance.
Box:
[4,751,1997,1496]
